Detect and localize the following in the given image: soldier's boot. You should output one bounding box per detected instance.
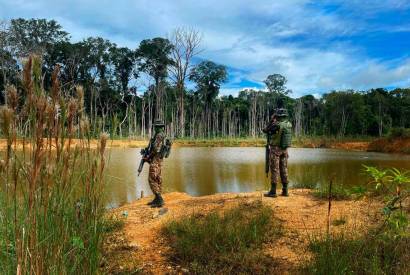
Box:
[264,183,277,198]
[281,183,289,197]
[151,194,164,208]
[147,195,158,206]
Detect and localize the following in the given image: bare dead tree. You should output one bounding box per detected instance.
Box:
[169,27,202,137]
[294,98,303,137]
[0,20,11,89]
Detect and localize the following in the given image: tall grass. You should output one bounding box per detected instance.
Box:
[0,56,107,274]
[304,231,410,275]
[162,201,282,274]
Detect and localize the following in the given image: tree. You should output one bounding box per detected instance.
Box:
[110,46,137,93]
[0,21,19,96]
[8,18,69,57]
[43,41,88,89]
[137,37,174,119]
[264,74,288,93]
[264,73,291,109]
[189,60,227,137]
[169,27,202,137]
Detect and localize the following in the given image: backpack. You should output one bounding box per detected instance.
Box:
[160,138,172,158]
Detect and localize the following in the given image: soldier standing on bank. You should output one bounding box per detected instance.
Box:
[263,108,292,197]
[140,120,171,208]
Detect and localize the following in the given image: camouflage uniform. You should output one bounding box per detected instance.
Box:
[270,145,289,186]
[148,131,165,196]
[264,109,292,197]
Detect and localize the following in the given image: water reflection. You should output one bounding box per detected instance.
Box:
[105,147,410,207]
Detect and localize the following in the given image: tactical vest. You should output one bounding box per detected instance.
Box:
[269,120,292,149]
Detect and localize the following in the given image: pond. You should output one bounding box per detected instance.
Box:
[105,147,410,207]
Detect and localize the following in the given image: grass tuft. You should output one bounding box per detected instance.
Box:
[162,201,282,274]
[311,184,364,200]
[293,181,317,189]
[303,229,410,275]
[103,215,126,233]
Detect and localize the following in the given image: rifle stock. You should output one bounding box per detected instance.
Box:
[265,144,270,177]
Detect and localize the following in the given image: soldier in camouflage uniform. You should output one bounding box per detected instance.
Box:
[263,108,292,197]
[145,120,167,207]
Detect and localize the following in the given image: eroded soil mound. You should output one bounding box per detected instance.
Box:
[368,137,410,154]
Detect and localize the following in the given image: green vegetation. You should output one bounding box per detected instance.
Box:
[0,56,108,274]
[292,181,367,200]
[162,201,282,274]
[304,231,409,275]
[174,137,265,147]
[389,127,410,139]
[312,184,366,200]
[174,136,372,148]
[303,166,410,274]
[292,181,318,189]
[1,18,410,140]
[102,215,126,234]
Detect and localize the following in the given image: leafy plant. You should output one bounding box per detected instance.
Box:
[364,166,409,207]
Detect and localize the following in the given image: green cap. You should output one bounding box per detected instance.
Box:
[275,108,288,117]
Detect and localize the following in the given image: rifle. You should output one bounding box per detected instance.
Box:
[137,138,153,176]
[265,141,270,177]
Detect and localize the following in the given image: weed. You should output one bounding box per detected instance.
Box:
[103,215,126,233]
[304,166,410,274]
[312,185,354,200]
[303,229,410,275]
[293,181,317,189]
[162,201,282,274]
[332,217,347,226]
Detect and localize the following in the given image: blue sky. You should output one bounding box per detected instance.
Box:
[1,0,410,97]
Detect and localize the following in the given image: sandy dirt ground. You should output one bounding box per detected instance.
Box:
[104,190,382,274]
[0,138,373,151]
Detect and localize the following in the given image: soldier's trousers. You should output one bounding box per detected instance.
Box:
[270,146,289,186]
[148,157,163,195]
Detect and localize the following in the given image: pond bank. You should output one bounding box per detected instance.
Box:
[1,137,408,154]
[103,190,382,274]
[368,137,410,154]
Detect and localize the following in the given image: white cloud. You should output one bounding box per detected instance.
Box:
[0,0,409,96]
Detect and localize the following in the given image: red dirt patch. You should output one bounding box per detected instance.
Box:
[368,137,410,154]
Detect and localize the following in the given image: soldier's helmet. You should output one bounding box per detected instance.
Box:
[275,108,288,118]
[153,119,165,128]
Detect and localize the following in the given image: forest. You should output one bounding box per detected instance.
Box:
[1,18,409,139]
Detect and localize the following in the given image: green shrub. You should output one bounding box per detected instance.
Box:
[162,201,282,274]
[389,127,410,139]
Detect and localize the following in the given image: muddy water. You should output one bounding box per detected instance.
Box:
[105,148,410,207]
